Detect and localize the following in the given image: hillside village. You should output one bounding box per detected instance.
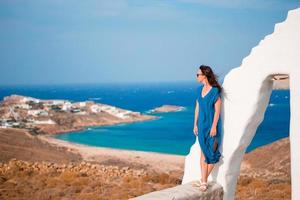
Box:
[0,95,156,135]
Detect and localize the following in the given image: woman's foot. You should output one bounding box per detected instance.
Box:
[192,180,201,187]
[199,179,208,192]
[191,179,208,192]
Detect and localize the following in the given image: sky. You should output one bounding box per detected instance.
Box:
[0,0,300,86]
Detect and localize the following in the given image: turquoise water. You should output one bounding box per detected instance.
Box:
[54,109,197,155]
[0,82,290,155]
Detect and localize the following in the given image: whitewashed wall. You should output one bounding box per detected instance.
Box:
[182,7,300,200]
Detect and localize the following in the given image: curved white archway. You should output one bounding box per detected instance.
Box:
[182,7,300,200]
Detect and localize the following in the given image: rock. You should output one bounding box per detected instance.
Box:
[150,105,185,113]
[130,181,223,200]
[0,176,7,184]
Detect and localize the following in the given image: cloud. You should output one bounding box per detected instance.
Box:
[177,0,300,10]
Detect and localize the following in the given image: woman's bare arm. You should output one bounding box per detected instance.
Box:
[194,100,199,127]
[212,97,221,128]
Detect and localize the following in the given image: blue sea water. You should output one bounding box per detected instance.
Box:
[0,82,290,155]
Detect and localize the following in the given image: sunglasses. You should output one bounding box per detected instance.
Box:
[196,73,204,77]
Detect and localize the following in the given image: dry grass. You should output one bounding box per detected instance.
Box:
[0,160,182,200]
[236,175,291,200]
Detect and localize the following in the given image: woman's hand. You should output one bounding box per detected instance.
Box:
[210,126,217,137]
[193,125,198,136]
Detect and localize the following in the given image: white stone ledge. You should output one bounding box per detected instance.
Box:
[129,181,223,200]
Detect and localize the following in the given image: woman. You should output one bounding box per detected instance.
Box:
[193,65,223,191]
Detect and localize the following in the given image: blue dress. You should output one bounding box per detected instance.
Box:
[196,84,222,164]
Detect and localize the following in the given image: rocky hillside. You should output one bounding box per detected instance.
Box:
[0,128,81,163]
[0,127,291,199]
[0,159,181,200]
[236,137,290,199]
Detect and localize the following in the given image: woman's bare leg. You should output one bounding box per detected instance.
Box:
[207,164,214,176]
[200,150,208,182]
[200,149,204,181]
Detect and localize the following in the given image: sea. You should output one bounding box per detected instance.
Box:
[0,81,290,156]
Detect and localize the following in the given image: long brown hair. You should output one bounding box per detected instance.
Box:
[199,65,223,93]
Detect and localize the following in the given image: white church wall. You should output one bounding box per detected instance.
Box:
[182,7,300,200]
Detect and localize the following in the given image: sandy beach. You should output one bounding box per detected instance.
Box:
[38,134,185,173]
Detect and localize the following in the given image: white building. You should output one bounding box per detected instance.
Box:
[0,121,10,128]
[33,119,56,125]
[90,104,102,113]
[15,103,31,109]
[50,100,66,105]
[62,102,72,111]
[99,105,134,119]
[72,102,87,109]
[79,102,86,107]
[101,105,117,112]
[43,99,66,106]
[22,97,40,103]
[115,110,132,119]
[28,109,47,116]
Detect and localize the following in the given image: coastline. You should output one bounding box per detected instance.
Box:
[34,113,159,136]
[0,94,185,173]
[38,134,185,173]
[0,94,160,136]
[38,114,160,136]
[0,92,291,199]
